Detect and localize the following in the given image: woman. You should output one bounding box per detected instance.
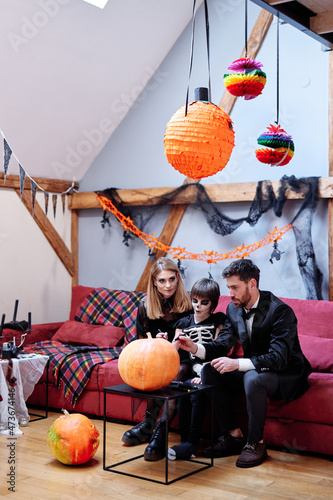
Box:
[121,257,192,461]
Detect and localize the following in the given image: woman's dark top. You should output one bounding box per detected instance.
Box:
[136,297,192,342]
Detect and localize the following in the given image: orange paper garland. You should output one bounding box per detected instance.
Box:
[98,195,292,264]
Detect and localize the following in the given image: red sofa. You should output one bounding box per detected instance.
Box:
[4,286,332,457]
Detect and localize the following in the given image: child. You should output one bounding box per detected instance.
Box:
[168,278,226,460]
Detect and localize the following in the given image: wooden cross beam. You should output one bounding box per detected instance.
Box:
[1,174,79,285]
[16,189,76,279]
[135,178,199,292]
[219,8,273,115]
[69,177,333,209]
[328,50,333,300]
[0,173,78,193]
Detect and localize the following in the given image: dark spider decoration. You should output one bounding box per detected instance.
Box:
[148,248,157,261]
[100,210,111,229]
[269,240,285,264]
[177,259,187,279]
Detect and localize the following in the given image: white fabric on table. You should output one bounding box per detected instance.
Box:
[0,355,48,435]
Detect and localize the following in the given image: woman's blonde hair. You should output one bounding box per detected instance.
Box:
[146,257,192,319]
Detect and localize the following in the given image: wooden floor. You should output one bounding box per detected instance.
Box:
[0,410,332,499]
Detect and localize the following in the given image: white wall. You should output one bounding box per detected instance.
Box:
[0,188,72,324]
[79,0,329,301]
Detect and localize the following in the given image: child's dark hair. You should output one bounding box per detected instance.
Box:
[190,278,220,311]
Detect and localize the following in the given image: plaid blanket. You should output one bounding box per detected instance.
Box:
[26,341,120,406]
[25,289,146,406]
[74,288,146,345]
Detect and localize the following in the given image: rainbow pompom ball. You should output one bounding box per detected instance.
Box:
[223,58,266,100]
[255,124,294,166]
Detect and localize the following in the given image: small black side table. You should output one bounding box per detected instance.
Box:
[103,382,214,485]
[27,356,49,422]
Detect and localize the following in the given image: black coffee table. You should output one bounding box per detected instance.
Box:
[103,382,214,485]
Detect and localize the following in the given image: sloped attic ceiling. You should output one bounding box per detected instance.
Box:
[1,0,331,185]
[0,0,202,183]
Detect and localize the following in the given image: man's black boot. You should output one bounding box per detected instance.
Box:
[143,419,167,461]
[121,410,155,446]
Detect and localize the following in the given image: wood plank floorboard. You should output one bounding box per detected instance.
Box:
[0,411,332,499]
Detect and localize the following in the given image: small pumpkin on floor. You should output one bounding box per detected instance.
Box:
[118,332,180,391]
[47,410,99,465]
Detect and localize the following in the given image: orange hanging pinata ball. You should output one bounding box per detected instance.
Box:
[118,332,180,391]
[223,58,266,100]
[164,88,235,180]
[47,410,100,465]
[255,124,294,166]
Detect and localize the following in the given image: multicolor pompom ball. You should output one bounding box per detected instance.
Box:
[223,58,267,100]
[255,124,295,166]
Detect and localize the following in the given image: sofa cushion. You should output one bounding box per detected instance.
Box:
[70,286,96,320]
[299,335,333,373]
[52,320,125,348]
[216,295,333,339]
[280,296,333,338]
[266,373,333,426]
[74,288,145,343]
[215,295,231,314]
[95,359,124,391]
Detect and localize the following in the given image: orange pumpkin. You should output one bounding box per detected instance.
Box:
[118,332,180,391]
[47,410,99,465]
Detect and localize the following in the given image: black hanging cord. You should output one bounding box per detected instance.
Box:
[185,0,211,116]
[185,0,196,117]
[204,0,211,101]
[245,0,248,58]
[276,13,280,125]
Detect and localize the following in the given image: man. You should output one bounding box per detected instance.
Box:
[175,259,311,468]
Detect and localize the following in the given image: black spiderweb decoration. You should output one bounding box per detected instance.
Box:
[98,175,323,300]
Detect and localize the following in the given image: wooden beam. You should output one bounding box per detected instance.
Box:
[329,51,333,171]
[265,1,294,5]
[311,10,333,34]
[16,189,75,277]
[265,0,326,15]
[135,203,190,292]
[265,0,317,8]
[1,173,79,280]
[135,177,198,292]
[68,177,333,210]
[1,173,78,194]
[71,209,79,286]
[328,50,333,301]
[219,9,273,115]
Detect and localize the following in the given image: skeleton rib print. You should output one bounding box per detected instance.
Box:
[182,324,215,343]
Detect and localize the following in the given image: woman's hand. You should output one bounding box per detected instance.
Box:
[156,331,168,340]
[191,377,202,384]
